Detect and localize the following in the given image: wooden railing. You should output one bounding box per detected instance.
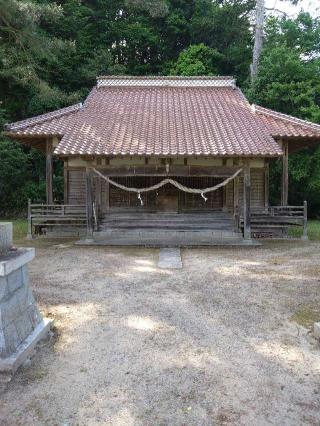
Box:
[239,201,308,239]
[27,199,86,238]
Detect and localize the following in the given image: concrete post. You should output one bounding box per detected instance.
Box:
[0,223,13,255]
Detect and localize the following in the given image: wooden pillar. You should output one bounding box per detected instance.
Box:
[63,161,68,204]
[96,176,102,216]
[26,198,33,240]
[281,140,289,206]
[222,186,227,211]
[105,180,110,211]
[233,176,239,210]
[233,177,240,231]
[302,200,308,240]
[243,160,251,240]
[86,168,94,239]
[46,138,53,204]
[264,162,269,210]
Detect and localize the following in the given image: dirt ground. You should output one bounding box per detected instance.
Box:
[0,240,320,425]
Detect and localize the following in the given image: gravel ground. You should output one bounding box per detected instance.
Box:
[0,240,320,425]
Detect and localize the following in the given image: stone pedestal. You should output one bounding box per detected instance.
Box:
[0,232,51,381]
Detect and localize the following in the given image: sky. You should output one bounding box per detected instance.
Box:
[265,0,320,18]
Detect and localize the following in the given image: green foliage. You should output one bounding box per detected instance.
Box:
[190,0,254,83]
[248,12,320,217]
[170,43,223,75]
[0,137,64,215]
[0,139,43,214]
[0,1,320,216]
[248,46,320,118]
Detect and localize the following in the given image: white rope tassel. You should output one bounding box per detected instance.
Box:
[201,192,208,202]
[138,192,144,206]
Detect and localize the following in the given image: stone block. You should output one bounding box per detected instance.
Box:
[0,248,35,277]
[14,316,33,343]
[27,305,42,328]
[15,285,28,312]
[0,246,51,381]
[26,287,35,305]
[2,323,20,357]
[7,268,23,294]
[0,295,21,327]
[0,319,52,375]
[21,265,29,285]
[314,322,320,340]
[0,276,8,302]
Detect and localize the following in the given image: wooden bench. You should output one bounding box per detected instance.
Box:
[27,201,87,237]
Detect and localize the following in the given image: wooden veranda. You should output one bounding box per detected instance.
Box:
[26,159,308,245]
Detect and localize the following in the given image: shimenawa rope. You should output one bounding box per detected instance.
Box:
[92,168,242,206]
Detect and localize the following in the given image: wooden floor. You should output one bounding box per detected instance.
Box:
[83,211,254,247]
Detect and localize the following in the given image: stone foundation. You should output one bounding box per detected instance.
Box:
[0,247,51,380]
[0,254,41,357]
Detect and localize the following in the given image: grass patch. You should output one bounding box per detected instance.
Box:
[0,218,28,242]
[291,305,320,329]
[289,220,320,241]
[2,218,320,243]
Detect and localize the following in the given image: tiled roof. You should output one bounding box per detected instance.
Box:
[5,76,318,157]
[54,84,282,156]
[5,103,82,135]
[254,105,320,138]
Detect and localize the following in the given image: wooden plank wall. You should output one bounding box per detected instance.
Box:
[179,177,223,210]
[67,169,86,204]
[107,176,224,211]
[238,168,265,208]
[225,181,234,211]
[66,168,266,211]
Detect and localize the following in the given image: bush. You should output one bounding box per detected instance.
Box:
[0,137,63,216]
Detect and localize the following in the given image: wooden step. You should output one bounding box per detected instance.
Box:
[91,229,245,247]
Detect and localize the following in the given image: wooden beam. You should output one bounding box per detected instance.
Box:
[93,165,241,177]
[85,168,94,239]
[243,160,251,240]
[281,140,289,206]
[46,138,53,204]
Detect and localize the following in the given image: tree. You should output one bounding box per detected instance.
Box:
[248,12,320,215]
[190,0,254,84]
[0,0,79,118]
[170,43,223,75]
[250,0,265,81]
[1,0,320,215]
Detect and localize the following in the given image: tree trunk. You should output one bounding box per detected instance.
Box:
[250,0,265,82]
